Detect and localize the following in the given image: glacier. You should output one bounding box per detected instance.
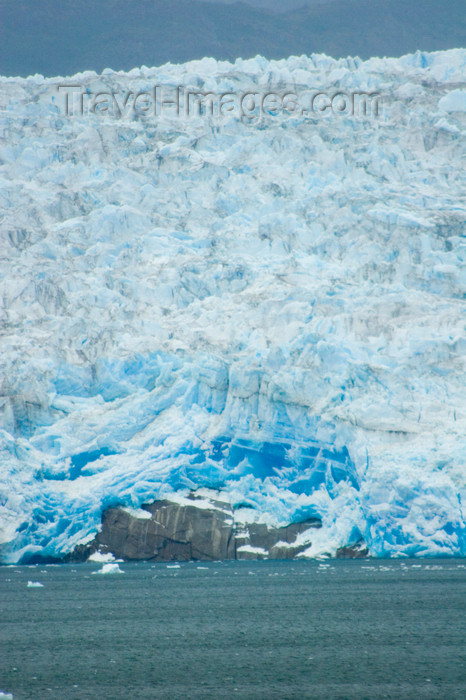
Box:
[0,49,465,563]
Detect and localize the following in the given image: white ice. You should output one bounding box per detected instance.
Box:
[0,49,465,562]
[91,562,124,575]
[237,545,268,555]
[87,551,116,563]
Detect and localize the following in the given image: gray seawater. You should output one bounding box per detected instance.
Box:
[1,559,465,699]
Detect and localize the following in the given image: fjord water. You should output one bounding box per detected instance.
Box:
[1,560,465,699]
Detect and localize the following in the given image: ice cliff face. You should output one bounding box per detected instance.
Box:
[0,50,465,563]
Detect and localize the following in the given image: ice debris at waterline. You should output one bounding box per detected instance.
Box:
[0,49,465,563]
[91,563,124,575]
[87,550,116,563]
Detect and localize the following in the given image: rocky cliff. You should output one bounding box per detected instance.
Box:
[70,491,367,562]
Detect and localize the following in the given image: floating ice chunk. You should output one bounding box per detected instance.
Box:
[87,551,115,563]
[27,581,44,588]
[166,564,181,569]
[92,563,124,575]
[0,692,14,699]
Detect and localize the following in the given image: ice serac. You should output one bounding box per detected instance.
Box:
[0,50,465,563]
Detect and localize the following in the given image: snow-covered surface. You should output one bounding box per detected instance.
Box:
[92,562,124,575]
[0,49,465,562]
[237,545,268,555]
[121,507,152,520]
[163,492,231,514]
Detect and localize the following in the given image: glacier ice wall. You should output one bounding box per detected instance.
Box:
[0,50,465,562]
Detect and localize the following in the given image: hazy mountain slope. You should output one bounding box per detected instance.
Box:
[0,0,465,77]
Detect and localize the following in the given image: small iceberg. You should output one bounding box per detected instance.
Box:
[87,551,115,563]
[0,691,14,699]
[92,563,124,575]
[27,581,44,588]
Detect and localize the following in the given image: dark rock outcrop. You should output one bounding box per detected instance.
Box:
[67,491,369,562]
[336,540,369,559]
[97,499,236,561]
[74,492,323,562]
